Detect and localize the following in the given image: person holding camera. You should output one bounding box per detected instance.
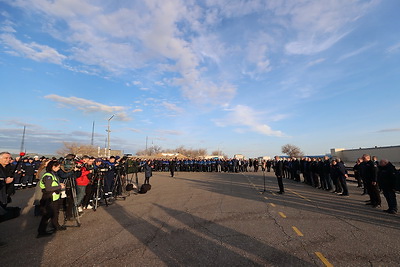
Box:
[75,156,93,212]
[37,160,66,238]
[104,156,117,199]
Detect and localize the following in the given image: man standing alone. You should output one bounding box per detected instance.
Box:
[273,156,285,194]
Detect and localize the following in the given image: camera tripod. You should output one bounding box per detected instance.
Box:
[111,169,127,200]
[62,177,81,227]
[92,171,109,211]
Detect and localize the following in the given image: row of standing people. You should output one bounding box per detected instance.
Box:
[137,158,272,173]
[272,154,398,214]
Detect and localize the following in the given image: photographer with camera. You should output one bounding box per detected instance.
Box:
[37,160,66,238]
[104,156,117,199]
[81,157,95,210]
[75,155,93,212]
[58,154,81,222]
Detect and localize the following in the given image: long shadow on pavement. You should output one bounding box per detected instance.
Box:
[173,172,400,231]
[104,201,312,266]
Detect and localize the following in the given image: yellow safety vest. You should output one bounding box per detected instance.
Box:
[40,172,61,201]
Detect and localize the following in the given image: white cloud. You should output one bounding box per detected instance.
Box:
[161,102,184,114]
[387,42,400,54]
[44,94,131,121]
[132,109,143,113]
[156,130,183,136]
[1,25,16,33]
[336,43,375,62]
[127,128,141,133]
[6,1,238,105]
[0,33,66,64]
[281,0,378,55]
[306,58,326,67]
[214,105,284,137]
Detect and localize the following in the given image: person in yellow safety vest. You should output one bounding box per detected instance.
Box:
[37,160,66,238]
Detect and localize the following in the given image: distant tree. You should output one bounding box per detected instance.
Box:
[135,145,208,158]
[211,150,228,159]
[136,145,162,156]
[281,144,304,158]
[57,142,98,157]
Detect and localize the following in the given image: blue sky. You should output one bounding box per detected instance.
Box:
[1,0,399,158]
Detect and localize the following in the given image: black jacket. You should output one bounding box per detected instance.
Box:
[360,160,378,182]
[377,162,397,190]
[273,160,284,176]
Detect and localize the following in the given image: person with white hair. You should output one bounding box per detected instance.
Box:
[0,152,13,208]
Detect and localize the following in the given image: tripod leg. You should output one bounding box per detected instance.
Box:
[94,181,100,211]
[69,178,81,226]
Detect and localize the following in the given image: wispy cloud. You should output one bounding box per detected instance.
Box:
[336,43,375,62]
[376,128,400,133]
[306,58,326,67]
[161,101,184,114]
[281,1,378,55]
[387,42,400,54]
[44,94,131,121]
[214,105,284,137]
[0,33,66,64]
[156,130,184,136]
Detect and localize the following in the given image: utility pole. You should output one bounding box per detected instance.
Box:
[145,136,148,154]
[106,115,115,158]
[91,121,95,146]
[20,126,26,154]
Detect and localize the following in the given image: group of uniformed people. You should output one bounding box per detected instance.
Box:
[34,154,135,237]
[143,158,273,173]
[1,151,398,239]
[271,154,398,214]
[0,152,141,237]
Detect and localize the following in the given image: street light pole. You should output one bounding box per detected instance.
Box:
[107,114,115,158]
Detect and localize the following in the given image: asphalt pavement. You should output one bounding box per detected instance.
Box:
[1,170,399,266]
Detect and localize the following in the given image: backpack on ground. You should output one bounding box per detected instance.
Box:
[139,184,151,194]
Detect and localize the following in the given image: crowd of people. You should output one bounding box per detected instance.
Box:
[139,155,398,214]
[0,152,150,238]
[270,154,399,214]
[0,151,398,239]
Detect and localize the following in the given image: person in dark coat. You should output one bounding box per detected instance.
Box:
[144,160,152,184]
[360,154,381,208]
[169,158,177,177]
[378,159,397,214]
[273,156,285,194]
[0,152,13,209]
[332,159,349,196]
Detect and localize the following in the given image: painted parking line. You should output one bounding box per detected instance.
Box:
[315,252,334,267]
[292,226,304,237]
[278,212,286,218]
[287,189,312,202]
